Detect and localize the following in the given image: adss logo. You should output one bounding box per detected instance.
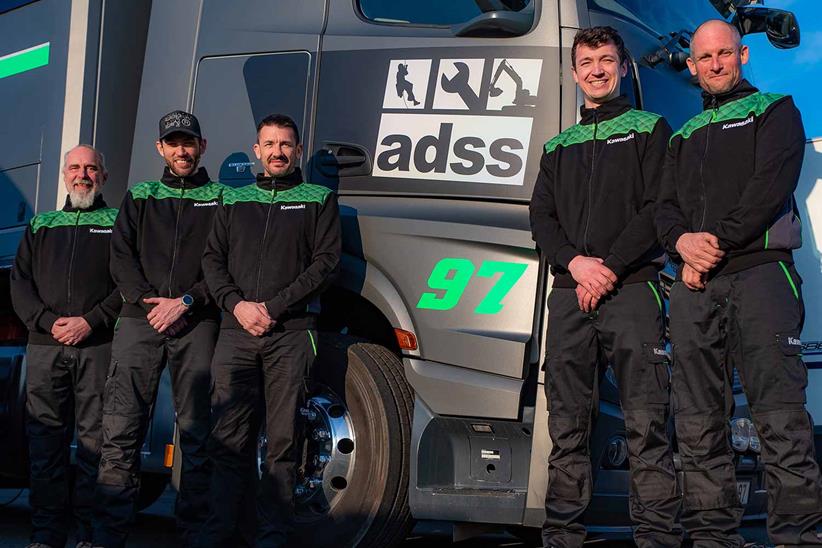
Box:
[374,57,542,186]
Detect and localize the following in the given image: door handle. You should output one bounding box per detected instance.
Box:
[318,142,372,177]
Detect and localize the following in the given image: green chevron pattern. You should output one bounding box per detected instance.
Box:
[129,181,224,202]
[31,207,118,234]
[223,183,332,206]
[545,109,661,154]
[672,92,784,141]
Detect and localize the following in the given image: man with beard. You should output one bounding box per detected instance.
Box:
[530,27,680,547]
[94,111,224,547]
[11,145,120,548]
[200,114,341,547]
[656,20,822,545]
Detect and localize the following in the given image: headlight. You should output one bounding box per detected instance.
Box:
[730,418,761,454]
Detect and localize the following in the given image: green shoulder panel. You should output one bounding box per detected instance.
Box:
[30,207,118,234]
[129,180,224,202]
[672,92,786,141]
[544,109,661,154]
[597,109,661,141]
[224,183,332,206]
[223,183,273,205]
[545,124,593,155]
[275,183,332,204]
[79,207,118,227]
[30,210,71,234]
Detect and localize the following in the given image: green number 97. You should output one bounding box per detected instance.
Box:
[416,258,475,311]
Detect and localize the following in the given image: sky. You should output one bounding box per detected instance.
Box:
[742,0,822,138]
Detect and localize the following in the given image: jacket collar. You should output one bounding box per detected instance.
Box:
[62,193,108,213]
[255,167,303,191]
[701,78,758,110]
[160,166,211,189]
[579,95,633,125]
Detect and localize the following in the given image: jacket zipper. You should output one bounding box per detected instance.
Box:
[66,210,81,307]
[167,181,185,297]
[254,185,276,301]
[582,110,598,255]
[698,98,718,231]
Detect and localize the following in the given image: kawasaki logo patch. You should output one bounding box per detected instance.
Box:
[193,201,218,207]
[281,204,306,210]
[607,132,635,145]
[89,228,112,234]
[722,116,754,130]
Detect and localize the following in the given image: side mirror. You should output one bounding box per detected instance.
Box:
[733,6,800,49]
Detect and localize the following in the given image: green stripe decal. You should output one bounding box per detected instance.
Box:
[0,42,49,80]
[778,261,799,300]
[764,229,769,249]
[647,281,663,311]
[307,330,317,356]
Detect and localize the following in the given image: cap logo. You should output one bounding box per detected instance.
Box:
[163,112,193,129]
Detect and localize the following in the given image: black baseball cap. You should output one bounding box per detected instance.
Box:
[158,110,202,140]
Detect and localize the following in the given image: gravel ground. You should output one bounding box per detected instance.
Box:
[0,487,768,547]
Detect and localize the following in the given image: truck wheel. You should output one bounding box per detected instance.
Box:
[136,473,169,511]
[288,334,414,547]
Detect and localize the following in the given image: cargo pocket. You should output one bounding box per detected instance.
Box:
[103,360,119,414]
[774,332,807,404]
[640,342,672,406]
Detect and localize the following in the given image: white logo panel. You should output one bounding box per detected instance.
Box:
[486,58,543,111]
[433,59,485,111]
[374,114,533,186]
[382,60,431,110]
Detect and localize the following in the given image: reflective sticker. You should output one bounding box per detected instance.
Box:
[0,42,49,80]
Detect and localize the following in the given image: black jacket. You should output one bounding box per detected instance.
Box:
[529,95,671,287]
[656,79,805,277]
[110,167,224,320]
[11,195,121,345]
[202,168,341,330]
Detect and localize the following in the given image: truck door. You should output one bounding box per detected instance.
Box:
[312,0,562,420]
[188,0,325,187]
[0,1,69,262]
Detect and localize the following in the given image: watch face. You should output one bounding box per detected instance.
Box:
[182,294,194,307]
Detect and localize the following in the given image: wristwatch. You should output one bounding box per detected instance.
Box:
[181,294,194,309]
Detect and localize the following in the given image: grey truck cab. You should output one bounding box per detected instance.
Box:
[0,0,807,545]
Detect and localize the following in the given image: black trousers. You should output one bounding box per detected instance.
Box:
[542,282,681,548]
[94,317,217,547]
[200,328,315,548]
[26,342,110,547]
[670,261,822,546]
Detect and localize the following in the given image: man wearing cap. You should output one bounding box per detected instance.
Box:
[11,145,120,548]
[94,111,224,547]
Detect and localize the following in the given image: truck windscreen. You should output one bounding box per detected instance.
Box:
[588,0,721,36]
[359,0,532,26]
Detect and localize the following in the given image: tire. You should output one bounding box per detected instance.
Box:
[289,333,414,548]
[137,473,169,511]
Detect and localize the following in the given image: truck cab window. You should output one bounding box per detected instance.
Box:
[358,0,532,26]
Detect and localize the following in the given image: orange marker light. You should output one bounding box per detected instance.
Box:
[164,444,174,468]
[394,328,418,351]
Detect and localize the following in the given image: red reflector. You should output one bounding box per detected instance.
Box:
[394,328,417,351]
[0,315,26,343]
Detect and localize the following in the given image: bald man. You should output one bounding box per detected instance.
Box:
[11,145,121,548]
[656,20,822,546]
